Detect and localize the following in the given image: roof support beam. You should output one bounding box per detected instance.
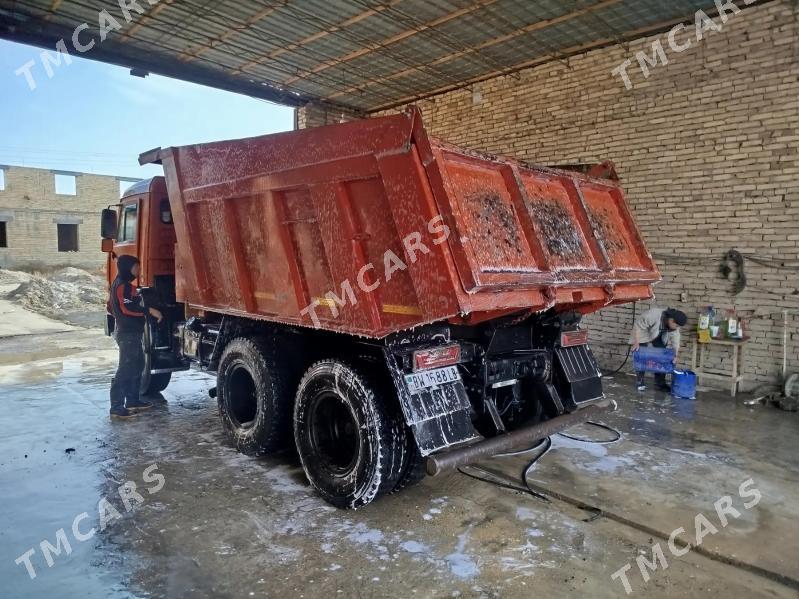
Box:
[324,0,625,102]
[233,0,404,75]
[367,10,735,111]
[0,13,314,108]
[119,0,175,42]
[281,0,498,86]
[179,5,281,63]
[3,0,759,114]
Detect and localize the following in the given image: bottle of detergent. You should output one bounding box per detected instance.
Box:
[698,306,713,343]
[698,306,712,330]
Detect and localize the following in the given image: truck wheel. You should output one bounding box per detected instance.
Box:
[294,360,405,509]
[142,371,172,395]
[141,326,171,395]
[217,337,291,456]
[392,437,426,494]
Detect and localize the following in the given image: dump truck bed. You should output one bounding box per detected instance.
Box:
[151,107,658,338]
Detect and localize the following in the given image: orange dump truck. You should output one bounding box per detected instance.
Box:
[102,107,658,508]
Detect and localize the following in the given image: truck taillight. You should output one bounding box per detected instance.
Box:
[561,330,588,347]
[413,344,461,371]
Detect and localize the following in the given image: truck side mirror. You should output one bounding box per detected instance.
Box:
[101,208,118,239]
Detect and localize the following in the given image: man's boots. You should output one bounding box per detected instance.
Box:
[110,407,138,420]
[125,398,153,412]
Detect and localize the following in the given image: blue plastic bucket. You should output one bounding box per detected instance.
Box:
[632,347,675,373]
[672,369,697,400]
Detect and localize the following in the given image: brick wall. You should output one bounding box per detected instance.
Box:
[295,102,362,129]
[297,0,799,389]
[0,165,127,270]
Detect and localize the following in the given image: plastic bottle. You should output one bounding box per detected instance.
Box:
[697,306,713,343]
[698,307,711,331]
[724,309,738,338]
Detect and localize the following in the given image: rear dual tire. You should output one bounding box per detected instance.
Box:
[293,360,412,509]
[216,340,424,507]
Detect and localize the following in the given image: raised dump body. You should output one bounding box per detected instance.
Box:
[149,107,658,338]
[105,108,659,508]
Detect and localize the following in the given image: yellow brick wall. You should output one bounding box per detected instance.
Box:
[301,1,799,388]
[0,165,124,270]
[295,102,362,129]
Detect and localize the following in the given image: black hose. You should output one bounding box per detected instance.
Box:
[557,420,621,444]
[601,301,637,376]
[457,421,623,510]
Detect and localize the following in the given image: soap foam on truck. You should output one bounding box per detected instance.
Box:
[101,107,659,508]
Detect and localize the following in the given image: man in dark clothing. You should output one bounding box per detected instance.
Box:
[108,255,162,419]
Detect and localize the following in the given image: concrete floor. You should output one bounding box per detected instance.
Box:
[1,323,797,599]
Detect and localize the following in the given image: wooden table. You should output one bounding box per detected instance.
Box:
[690,336,749,397]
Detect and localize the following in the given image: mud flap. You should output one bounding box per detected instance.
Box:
[554,344,604,411]
[383,349,480,456]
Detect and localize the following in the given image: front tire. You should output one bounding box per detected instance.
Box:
[217,337,291,456]
[294,360,406,509]
[141,370,171,395]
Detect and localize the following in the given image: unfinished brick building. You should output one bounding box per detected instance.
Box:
[0,165,136,271]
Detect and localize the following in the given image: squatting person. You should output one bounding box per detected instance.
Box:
[630,306,687,392]
[108,255,162,419]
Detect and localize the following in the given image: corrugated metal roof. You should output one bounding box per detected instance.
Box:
[0,0,753,112]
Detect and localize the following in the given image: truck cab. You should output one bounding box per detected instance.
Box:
[103,177,176,291]
[101,177,187,393]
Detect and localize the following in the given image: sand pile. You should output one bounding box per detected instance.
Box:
[0,269,34,288]
[3,267,107,316]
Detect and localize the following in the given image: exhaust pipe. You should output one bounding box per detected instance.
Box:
[425,399,617,476]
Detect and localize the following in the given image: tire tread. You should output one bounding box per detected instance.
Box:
[218,336,291,456]
[294,359,407,508]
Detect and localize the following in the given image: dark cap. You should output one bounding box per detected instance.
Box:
[665,309,687,327]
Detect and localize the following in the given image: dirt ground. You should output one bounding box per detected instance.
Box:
[0,306,797,599]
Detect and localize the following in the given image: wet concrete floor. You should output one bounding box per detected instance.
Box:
[0,327,797,598]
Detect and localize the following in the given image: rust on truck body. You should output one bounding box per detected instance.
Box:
[143,107,658,338]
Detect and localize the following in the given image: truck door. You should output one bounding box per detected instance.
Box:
[107,199,141,283]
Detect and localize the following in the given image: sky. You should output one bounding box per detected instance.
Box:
[0,40,294,180]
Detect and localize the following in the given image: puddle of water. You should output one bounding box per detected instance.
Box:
[400,540,428,554]
[0,378,135,598]
[446,530,479,579]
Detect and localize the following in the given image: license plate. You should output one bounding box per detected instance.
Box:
[404,366,461,394]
